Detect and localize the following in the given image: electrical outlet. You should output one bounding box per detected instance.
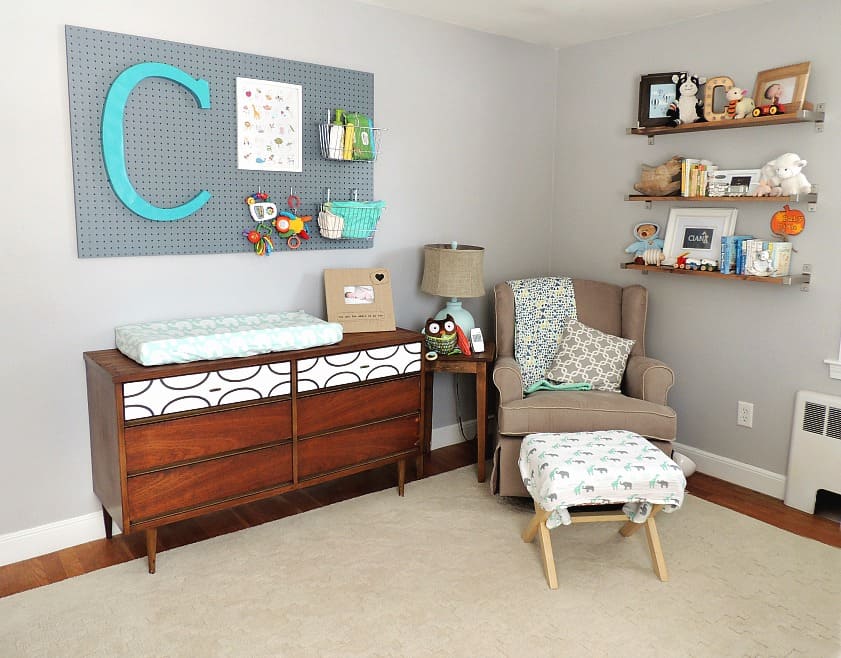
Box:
[737,401,754,428]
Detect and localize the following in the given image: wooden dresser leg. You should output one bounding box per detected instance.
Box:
[397,459,406,496]
[102,506,113,540]
[146,528,158,574]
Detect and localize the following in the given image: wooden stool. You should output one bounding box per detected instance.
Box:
[522,502,668,589]
[517,430,685,590]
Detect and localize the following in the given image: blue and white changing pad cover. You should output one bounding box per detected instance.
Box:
[518,430,686,528]
[116,310,344,366]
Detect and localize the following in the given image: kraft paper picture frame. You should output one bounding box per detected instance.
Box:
[324,268,396,333]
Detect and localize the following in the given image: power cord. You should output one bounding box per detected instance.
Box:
[454,375,477,441]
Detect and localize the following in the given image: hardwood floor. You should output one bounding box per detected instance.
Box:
[1,442,838,599]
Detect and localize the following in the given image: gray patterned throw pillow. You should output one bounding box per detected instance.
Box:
[545,320,635,392]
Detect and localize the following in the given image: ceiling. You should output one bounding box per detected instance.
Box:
[356,0,775,49]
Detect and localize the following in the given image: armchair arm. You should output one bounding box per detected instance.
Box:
[493,356,524,403]
[624,355,674,406]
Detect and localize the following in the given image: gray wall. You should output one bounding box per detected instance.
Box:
[552,0,841,475]
[0,0,556,534]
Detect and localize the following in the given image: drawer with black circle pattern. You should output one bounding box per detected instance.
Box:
[296,342,421,392]
[122,361,291,421]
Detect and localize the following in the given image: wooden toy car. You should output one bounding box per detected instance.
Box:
[752,103,785,117]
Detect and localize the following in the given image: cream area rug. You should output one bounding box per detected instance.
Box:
[1,466,839,657]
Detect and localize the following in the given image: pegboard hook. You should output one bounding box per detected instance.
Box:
[353,188,359,202]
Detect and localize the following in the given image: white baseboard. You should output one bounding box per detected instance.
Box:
[0,511,119,567]
[6,435,780,567]
[673,442,786,499]
[430,419,477,450]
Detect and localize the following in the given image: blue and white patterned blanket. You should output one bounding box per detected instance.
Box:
[507,277,577,392]
[518,430,686,528]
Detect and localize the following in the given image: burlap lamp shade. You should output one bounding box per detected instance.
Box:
[421,242,485,331]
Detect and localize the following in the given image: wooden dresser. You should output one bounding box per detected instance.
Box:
[84,329,424,573]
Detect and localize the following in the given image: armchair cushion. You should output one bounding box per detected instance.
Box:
[497,390,676,441]
[545,320,635,392]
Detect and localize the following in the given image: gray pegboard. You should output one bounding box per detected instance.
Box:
[65,25,376,258]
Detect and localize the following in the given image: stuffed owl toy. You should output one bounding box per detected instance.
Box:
[424,315,471,355]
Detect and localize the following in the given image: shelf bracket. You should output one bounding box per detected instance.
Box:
[645,200,652,210]
[807,187,818,212]
[815,103,825,132]
[647,135,655,146]
[800,264,812,292]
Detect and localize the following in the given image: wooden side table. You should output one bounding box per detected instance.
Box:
[423,340,496,482]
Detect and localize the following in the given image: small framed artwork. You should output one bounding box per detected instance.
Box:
[324,268,396,333]
[751,62,811,112]
[637,72,680,128]
[662,207,738,265]
[236,77,303,172]
[711,169,762,196]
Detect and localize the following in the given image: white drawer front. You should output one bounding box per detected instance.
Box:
[123,362,291,420]
[297,342,421,392]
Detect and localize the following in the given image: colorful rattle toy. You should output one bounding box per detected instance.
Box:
[242,225,275,256]
[242,189,312,253]
[243,191,278,256]
[273,188,312,249]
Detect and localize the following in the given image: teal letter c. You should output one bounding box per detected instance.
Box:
[102,62,211,221]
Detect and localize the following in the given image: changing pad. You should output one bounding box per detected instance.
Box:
[115,310,344,366]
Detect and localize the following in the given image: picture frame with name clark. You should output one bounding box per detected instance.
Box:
[662,207,738,266]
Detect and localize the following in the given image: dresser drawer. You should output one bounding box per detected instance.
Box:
[297,377,419,437]
[123,362,291,421]
[296,342,421,392]
[127,444,293,522]
[124,401,292,474]
[298,414,419,480]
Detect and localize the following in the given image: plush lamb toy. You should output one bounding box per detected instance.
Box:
[725,87,755,119]
[666,73,707,126]
[751,153,812,197]
[625,222,665,265]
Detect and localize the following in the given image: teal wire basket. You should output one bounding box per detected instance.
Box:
[319,200,385,239]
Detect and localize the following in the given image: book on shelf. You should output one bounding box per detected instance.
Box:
[720,235,753,275]
[742,239,793,277]
[680,158,714,197]
[681,159,699,196]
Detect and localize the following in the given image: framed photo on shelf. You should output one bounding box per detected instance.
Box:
[711,169,762,196]
[662,207,738,265]
[752,62,811,112]
[637,72,680,128]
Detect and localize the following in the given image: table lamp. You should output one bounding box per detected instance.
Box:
[420,242,485,332]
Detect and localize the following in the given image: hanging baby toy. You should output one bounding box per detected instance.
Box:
[243,190,277,256]
[272,188,313,249]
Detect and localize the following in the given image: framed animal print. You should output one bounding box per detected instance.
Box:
[637,72,680,128]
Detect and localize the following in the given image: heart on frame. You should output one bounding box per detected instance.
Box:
[374,272,385,282]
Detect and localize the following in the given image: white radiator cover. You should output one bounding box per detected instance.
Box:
[784,390,841,513]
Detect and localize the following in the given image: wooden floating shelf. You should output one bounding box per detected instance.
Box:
[627,107,825,137]
[626,195,800,203]
[621,262,800,286]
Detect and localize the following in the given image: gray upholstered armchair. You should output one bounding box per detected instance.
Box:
[491,279,677,496]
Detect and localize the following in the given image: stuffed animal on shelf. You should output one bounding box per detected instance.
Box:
[751,153,812,197]
[725,87,755,119]
[666,73,707,126]
[633,155,683,196]
[625,222,665,265]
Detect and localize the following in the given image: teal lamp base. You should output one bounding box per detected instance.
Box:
[434,298,476,333]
